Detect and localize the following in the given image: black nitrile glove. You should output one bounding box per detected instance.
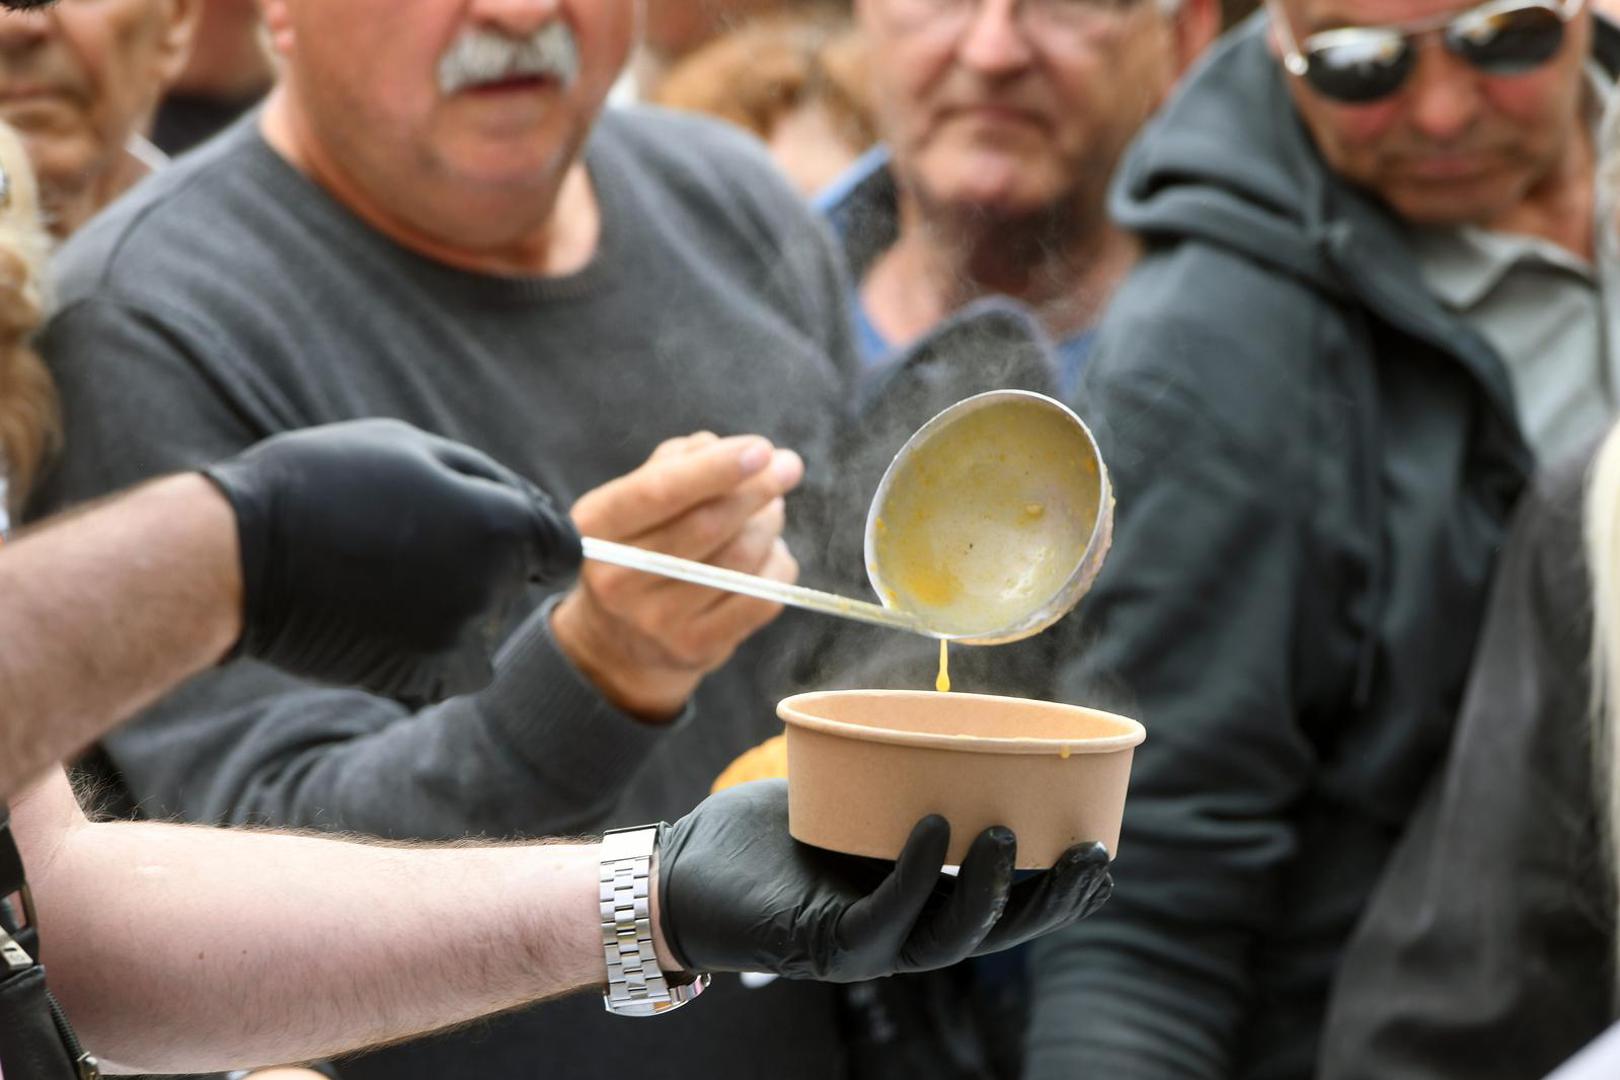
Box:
[657,780,1112,982]
[203,419,582,705]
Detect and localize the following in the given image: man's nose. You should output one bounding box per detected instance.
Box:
[465,0,564,38]
[957,0,1036,76]
[0,8,51,53]
[1402,39,1484,143]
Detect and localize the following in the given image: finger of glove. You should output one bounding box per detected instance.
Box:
[427,435,526,485]
[835,814,950,977]
[971,842,1111,956]
[401,435,580,576]
[896,825,1015,972]
[439,468,583,586]
[515,476,582,582]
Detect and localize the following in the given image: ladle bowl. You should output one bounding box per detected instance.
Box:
[864,390,1113,645]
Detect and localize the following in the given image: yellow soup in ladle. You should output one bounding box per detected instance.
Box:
[869,398,1097,643]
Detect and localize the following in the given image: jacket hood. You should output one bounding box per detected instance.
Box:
[1111,13,1342,291]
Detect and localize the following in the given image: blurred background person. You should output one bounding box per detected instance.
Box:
[1022,0,1618,1075]
[1316,98,1620,1079]
[635,0,848,96]
[0,0,199,237]
[822,0,1219,385]
[151,0,271,155]
[0,119,51,532]
[1222,0,1258,25]
[655,10,877,195]
[1314,421,1616,1079]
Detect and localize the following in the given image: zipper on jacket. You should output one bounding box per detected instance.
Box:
[46,988,100,1079]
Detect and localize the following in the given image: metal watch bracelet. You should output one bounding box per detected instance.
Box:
[599,826,708,1017]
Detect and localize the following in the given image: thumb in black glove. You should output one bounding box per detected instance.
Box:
[203,419,582,705]
[656,779,1112,982]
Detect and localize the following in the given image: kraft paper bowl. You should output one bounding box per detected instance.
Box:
[778,689,1144,869]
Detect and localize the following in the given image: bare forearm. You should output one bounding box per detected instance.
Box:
[0,474,241,799]
[12,772,609,1075]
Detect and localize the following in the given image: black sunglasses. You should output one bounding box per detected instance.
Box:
[1270,0,1585,104]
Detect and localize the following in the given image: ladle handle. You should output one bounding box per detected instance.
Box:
[580,537,933,638]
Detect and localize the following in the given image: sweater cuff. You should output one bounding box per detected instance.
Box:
[477,594,694,795]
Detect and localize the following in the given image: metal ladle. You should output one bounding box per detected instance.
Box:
[580,390,1114,645]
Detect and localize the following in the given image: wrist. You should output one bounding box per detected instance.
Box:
[516,842,607,995]
[550,592,694,722]
[648,843,681,974]
[598,826,708,1016]
[167,473,245,661]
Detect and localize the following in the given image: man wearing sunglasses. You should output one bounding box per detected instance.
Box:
[1022,1,1619,1078]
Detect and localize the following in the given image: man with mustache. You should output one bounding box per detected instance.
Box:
[20,1,1018,1077]
[820,0,1218,388]
[1021,0,1620,1077]
[0,0,200,236]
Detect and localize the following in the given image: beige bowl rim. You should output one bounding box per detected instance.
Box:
[778,688,1146,757]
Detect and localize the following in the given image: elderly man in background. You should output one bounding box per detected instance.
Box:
[20,0,993,1076]
[1021,0,1619,1077]
[818,0,1218,385]
[0,0,198,236]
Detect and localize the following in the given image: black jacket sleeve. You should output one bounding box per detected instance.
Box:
[1317,456,1613,1079]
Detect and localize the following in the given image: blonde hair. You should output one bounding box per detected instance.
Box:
[0,120,57,516]
[654,13,877,157]
[1587,423,1620,985]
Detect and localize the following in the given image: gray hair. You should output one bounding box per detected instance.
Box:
[437,22,581,97]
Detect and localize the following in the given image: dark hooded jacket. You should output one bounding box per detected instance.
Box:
[1317,448,1613,1080]
[1022,13,1620,1079]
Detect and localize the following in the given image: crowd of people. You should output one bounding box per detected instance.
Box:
[3,0,1620,1077]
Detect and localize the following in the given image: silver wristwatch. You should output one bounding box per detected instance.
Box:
[599,825,709,1017]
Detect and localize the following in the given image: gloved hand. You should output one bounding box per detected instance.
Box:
[657,779,1112,982]
[203,419,582,704]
